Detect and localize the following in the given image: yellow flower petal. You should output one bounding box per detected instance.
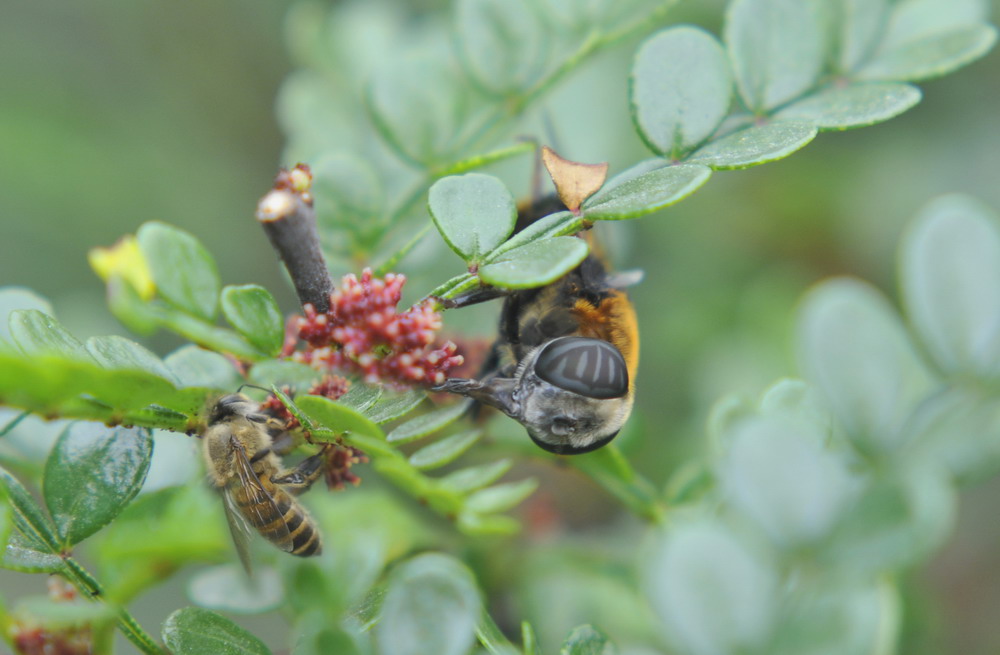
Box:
[88,235,156,301]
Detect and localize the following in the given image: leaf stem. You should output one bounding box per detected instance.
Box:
[61,557,166,655]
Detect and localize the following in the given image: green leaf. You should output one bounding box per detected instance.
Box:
[221,285,285,356]
[908,387,1000,482]
[776,82,921,130]
[829,0,890,73]
[901,194,1000,380]
[583,164,711,220]
[860,23,997,82]
[409,430,482,470]
[366,57,471,168]
[3,530,63,573]
[440,459,513,493]
[646,521,778,655]
[137,221,220,321]
[165,345,241,389]
[368,391,427,425]
[9,310,94,362]
[248,360,322,390]
[188,564,284,614]
[44,423,152,546]
[476,611,519,655]
[86,335,179,384]
[560,625,616,655]
[428,174,517,262]
[387,400,471,444]
[797,279,932,453]
[457,512,520,536]
[455,0,547,96]
[162,607,271,655]
[686,120,817,169]
[0,465,60,555]
[339,383,384,414]
[718,414,860,547]
[724,0,826,112]
[296,395,384,439]
[824,463,956,575]
[106,274,161,335]
[375,553,481,655]
[0,287,53,346]
[479,237,588,289]
[522,622,541,655]
[464,478,537,514]
[630,27,732,158]
[311,152,384,223]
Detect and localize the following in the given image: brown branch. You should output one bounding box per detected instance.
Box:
[256,165,333,312]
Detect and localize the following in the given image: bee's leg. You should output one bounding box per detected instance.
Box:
[271,450,326,495]
[437,285,512,310]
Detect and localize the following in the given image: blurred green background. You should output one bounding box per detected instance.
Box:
[2,0,1000,653]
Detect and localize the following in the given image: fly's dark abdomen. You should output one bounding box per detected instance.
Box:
[534,336,628,399]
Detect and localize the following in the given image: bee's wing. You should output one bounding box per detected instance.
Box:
[228,438,294,553]
[221,487,255,576]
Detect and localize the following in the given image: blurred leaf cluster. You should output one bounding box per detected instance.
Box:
[1,0,999,653]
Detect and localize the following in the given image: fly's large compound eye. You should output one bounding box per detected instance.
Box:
[534,337,628,399]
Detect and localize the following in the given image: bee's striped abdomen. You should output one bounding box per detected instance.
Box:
[238,464,322,557]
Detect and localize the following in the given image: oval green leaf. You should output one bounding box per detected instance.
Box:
[86,335,179,384]
[375,553,481,655]
[106,274,161,335]
[440,459,512,493]
[776,82,921,130]
[9,310,93,362]
[137,221,220,321]
[630,27,732,158]
[560,625,616,655]
[646,521,778,655]
[829,0,890,73]
[409,429,482,470]
[0,465,60,555]
[368,390,427,425]
[718,415,860,547]
[724,0,826,112]
[796,278,933,453]
[387,400,470,444]
[187,564,284,614]
[464,478,538,514]
[860,23,997,82]
[165,345,241,389]
[479,237,588,289]
[296,395,384,440]
[0,287,53,346]
[456,0,547,96]
[248,359,322,390]
[338,383,383,413]
[44,423,152,546]
[900,194,1000,379]
[221,285,285,356]
[686,120,817,169]
[428,174,517,262]
[583,164,711,219]
[162,607,271,655]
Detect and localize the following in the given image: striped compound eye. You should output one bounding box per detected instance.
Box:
[533,337,628,399]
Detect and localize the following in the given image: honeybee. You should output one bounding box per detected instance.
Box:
[435,197,640,455]
[202,393,323,571]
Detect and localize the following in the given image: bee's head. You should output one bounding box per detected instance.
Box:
[436,337,632,455]
[208,393,258,424]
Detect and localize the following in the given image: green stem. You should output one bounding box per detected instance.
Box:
[61,557,166,655]
[374,222,433,277]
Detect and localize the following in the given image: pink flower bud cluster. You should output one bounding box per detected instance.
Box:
[286,269,463,386]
